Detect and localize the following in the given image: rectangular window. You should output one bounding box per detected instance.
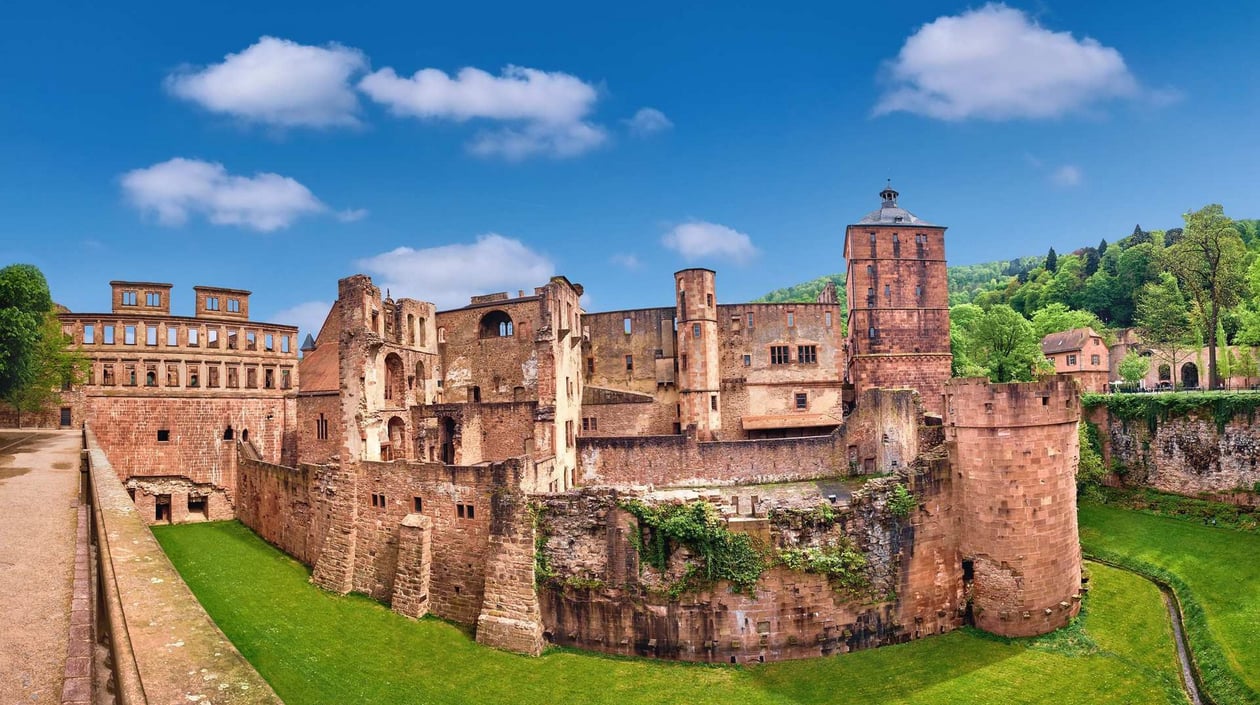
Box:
[868,327,877,339]
[742,354,751,367]
[798,345,817,364]
[770,345,790,365]
[146,292,161,307]
[145,325,157,346]
[124,325,136,345]
[825,311,832,327]
[680,354,688,371]
[869,232,876,243]
[281,369,291,389]
[166,364,178,387]
[582,417,598,432]
[157,429,170,442]
[103,325,114,344]
[623,317,632,334]
[1091,355,1101,366]
[227,298,240,313]
[206,296,219,311]
[188,366,199,388]
[207,329,218,348]
[264,369,274,389]
[915,285,923,298]
[227,331,238,350]
[316,413,329,440]
[121,291,137,306]
[265,333,274,351]
[884,284,891,297]
[795,393,808,410]
[457,503,475,519]
[586,357,595,375]
[78,324,92,344]
[710,394,718,411]
[246,368,257,388]
[1067,354,1078,366]
[566,420,574,447]
[692,322,701,338]
[227,367,238,388]
[188,328,199,346]
[787,312,794,327]
[102,365,115,385]
[625,354,633,371]
[413,497,423,513]
[167,327,178,346]
[246,332,256,350]
[281,335,290,353]
[208,367,219,388]
[747,312,754,328]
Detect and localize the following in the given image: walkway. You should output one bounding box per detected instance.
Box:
[0,430,82,705]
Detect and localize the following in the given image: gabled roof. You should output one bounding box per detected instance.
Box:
[1041,327,1101,355]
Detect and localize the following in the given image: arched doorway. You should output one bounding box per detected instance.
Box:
[1181,362,1199,389]
[440,417,457,464]
[386,416,407,461]
[384,353,405,404]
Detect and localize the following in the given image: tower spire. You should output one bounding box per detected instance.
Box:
[880,181,899,208]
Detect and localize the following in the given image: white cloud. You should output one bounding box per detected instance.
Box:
[270,300,333,343]
[356,234,555,309]
[874,4,1140,120]
[1051,164,1083,187]
[610,253,641,270]
[662,221,758,264]
[121,158,335,232]
[166,36,367,128]
[359,64,607,159]
[624,107,672,137]
[335,208,369,223]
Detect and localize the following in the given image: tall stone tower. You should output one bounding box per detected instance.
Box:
[946,376,1083,637]
[844,184,951,414]
[675,269,721,439]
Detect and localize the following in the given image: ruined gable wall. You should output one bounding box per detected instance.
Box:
[583,308,678,395]
[296,393,341,465]
[236,458,335,566]
[437,297,542,405]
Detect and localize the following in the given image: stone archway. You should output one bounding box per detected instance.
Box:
[1181,362,1199,389]
[386,416,407,461]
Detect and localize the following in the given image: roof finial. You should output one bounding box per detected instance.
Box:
[880,181,899,208]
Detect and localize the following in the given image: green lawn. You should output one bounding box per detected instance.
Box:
[1080,502,1260,702]
[154,521,1188,705]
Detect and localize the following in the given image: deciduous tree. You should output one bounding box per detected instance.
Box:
[1167,204,1246,389]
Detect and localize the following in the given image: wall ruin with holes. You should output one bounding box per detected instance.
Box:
[1089,405,1260,497]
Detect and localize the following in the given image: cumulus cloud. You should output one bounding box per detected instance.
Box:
[662,221,758,264]
[1051,164,1083,187]
[270,300,334,343]
[121,158,343,232]
[166,36,367,128]
[874,4,1140,120]
[335,208,369,223]
[359,64,607,159]
[624,107,672,137]
[356,234,555,309]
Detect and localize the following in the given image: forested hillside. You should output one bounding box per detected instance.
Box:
[756,209,1260,388]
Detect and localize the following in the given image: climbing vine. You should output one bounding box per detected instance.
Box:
[620,499,767,594]
[1082,391,1260,434]
[528,502,553,586]
[778,538,870,594]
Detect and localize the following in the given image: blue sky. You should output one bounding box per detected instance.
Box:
[2,1,1257,337]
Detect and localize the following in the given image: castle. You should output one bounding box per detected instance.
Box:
[59,186,1084,662]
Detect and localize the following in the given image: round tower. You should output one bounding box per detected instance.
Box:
[946,376,1083,637]
[675,269,721,439]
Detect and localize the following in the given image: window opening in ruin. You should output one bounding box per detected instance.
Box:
[146,292,160,307]
[770,345,789,365]
[798,345,817,364]
[145,370,156,387]
[165,327,177,346]
[1041,396,1050,406]
[747,312,754,328]
[742,354,751,367]
[246,368,257,388]
[479,310,514,338]
[141,326,154,346]
[59,407,71,427]
[124,326,136,345]
[281,335,290,353]
[469,386,481,403]
[246,332,256,350]
[441,417,456,464]
[457,503,465,518]
[187,496,207,520]
[796,393,808,410]
[103,325,114,344]
[869,232,876,243]
[241,429,248,441]
[625,355,633,371]
[866,265,874,276]
[681,354,687,371]
[189,369,199,387]
[624,317,632,334]
[265,333,274,351]
[566,420,574,446]
[166,365,178,386]
[227,367,239,388]
[155,496,170,523]
[125,366,136,386]
[915,285,923,298]
[122,291,137,306]
[586,357,595,375]
[207,296,219,311]
[157,429,170,442]
[825,311,832,327]
[710,394,718,411]
[692,323,701,337]
[868,327,876,339]
[679,291,686,311]
[316,414,329,440]
[102,365,115,385]
[413,497,422,513]
[207,329,217,348]
[223,426,234,440]
[83,325,94,344]
[227,298,240,313]
[227,331,237,350]
[438,327,445,343]
[787,311,794,327]
[384,353,404,402]
[281,369,290,389]
[264,369,274,389]
[673,422,682,434]
[207,367,219,388]
[866,288,875,306]
[884,284,891,298]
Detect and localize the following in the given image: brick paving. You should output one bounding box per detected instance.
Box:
[0,431,82,705]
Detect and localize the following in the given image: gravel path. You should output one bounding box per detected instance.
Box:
[0,431,82,705]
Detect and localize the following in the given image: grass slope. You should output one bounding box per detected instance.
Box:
[1080,503,1260,701]
[155,521,1185,705]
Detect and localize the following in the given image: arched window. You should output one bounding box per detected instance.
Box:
[407,314,416,345]
[479,310,514,338]
[1158,364,1171,381]
[223,425,234,440]
[384,353,405,403]
[417,317,426,346]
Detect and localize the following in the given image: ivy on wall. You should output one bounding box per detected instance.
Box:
[1082,391,1260,433]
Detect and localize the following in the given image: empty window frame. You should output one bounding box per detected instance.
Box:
[280,335,290,353]
[207,329,218,348]
[246,367,257,388]
[146,292,161,307]
[83,325,95,344]
[798,345,817,364]
[124,325,136,345]
[316,413,329,440]
[710,394,718,411]
[795,392,808,410]
[625,354,633,371]
[246,332,256,350]
[868,327,877,338]
[264,368,274,389]
[623,317,632,334]
[227,367,239,388]
[166,326,178,346]
[188,367,199,388]
[742,354,751,367]
[770,345,790,365]
[786,311,794,327]
[165,364,178,386]
[121,291,137,306]
[103,325,115,344]
[457,503,476,519]
[264,333,274,351]
[413,497,423,513]
[206,296,219,311]
[227,298,241,313]
[207,366,220,388]
[145,326,157,346]
[281,369,291,389]
[188,328,199,346]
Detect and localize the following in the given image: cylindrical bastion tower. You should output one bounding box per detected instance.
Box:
[946,376,1083,637]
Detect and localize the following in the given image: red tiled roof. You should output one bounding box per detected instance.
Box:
[1041,327,1099,355]
[299,304,339,393]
